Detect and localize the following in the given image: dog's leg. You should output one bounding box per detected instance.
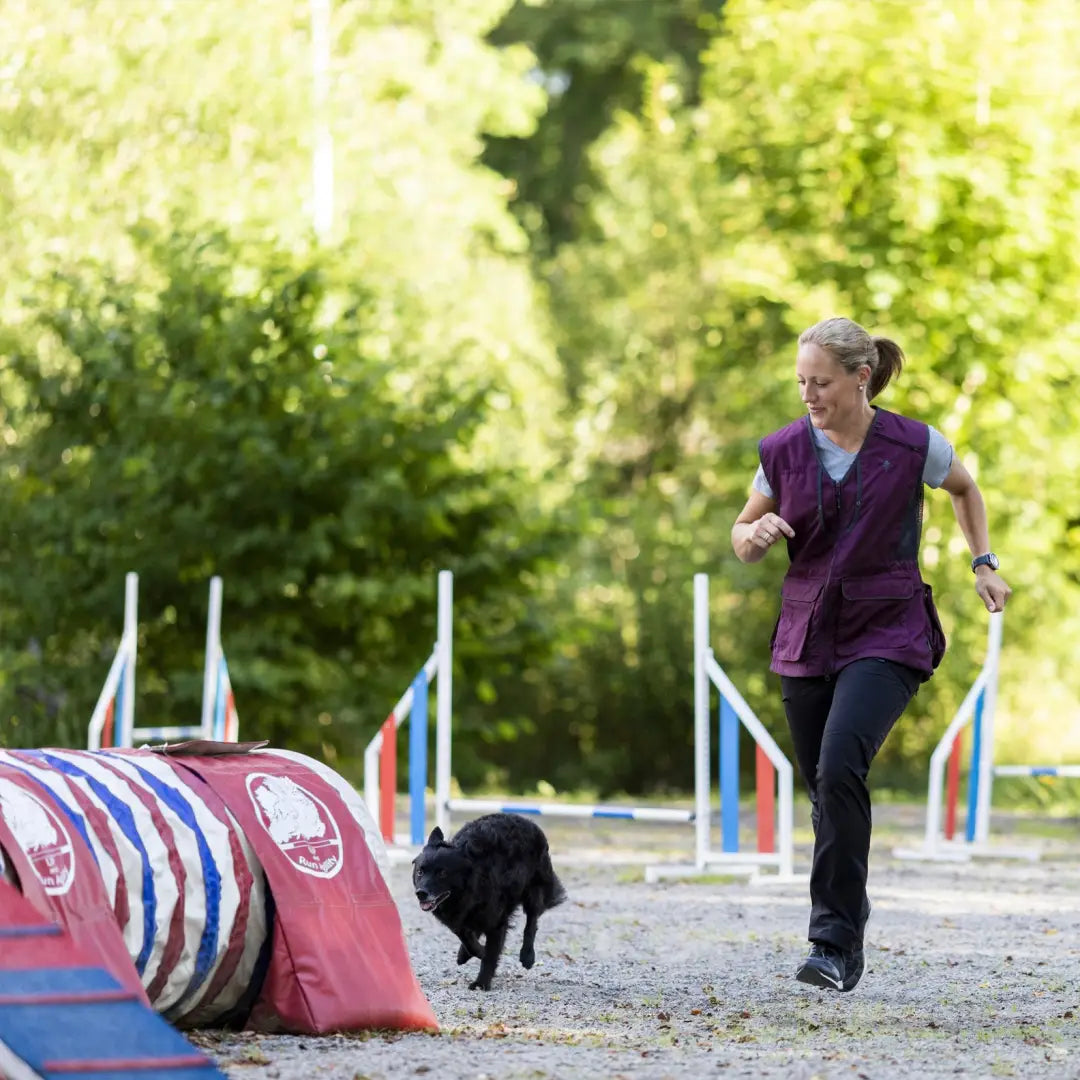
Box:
[456,930,485,965]
[519,892,542,969]
[469,920,508,991]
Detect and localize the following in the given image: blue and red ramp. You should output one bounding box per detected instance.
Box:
[0,880,225,1080]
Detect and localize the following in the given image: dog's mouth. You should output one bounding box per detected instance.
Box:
[419,891,450,912]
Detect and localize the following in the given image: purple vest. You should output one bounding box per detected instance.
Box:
[759,408,946,680]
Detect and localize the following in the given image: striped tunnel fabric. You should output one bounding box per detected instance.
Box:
[0,746,396,1031]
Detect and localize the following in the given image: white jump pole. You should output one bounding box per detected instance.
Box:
[200,576,224,741]
[88,572,139,750]
[693,574,712,871]
[119,571,138,748]
[434,570,454,835]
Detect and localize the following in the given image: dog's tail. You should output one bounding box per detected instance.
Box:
[540,852,567,910]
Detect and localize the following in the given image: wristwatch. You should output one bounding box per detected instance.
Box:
[971,553,1000,573]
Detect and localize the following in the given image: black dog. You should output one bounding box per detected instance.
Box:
[412,813,566,990]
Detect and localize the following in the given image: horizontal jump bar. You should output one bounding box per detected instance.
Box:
[131,726,205,740]
[994,765,1080,778]
[446,798,695,823]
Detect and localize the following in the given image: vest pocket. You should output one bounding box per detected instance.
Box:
[923,583,946,668]
[836,573,918,658]
[771,578,823,662]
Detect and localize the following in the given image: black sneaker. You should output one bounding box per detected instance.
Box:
[796,943,846,990]
[843,899,872,993]
[842,942,864,992]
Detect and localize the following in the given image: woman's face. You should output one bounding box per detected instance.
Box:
[796,343,869,429]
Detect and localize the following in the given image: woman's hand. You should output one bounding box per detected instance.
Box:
[749,512,795,552]
[975,569,1011,613]
[732,492,795,563]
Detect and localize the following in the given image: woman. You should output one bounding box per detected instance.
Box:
[731,317,1011,993]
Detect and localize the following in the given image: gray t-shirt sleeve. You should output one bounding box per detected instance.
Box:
[753,465,774,499]
[924,426,954,488]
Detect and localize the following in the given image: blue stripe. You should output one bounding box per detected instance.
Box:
[0,924,62,938]
[0,760,100,871]
[492,806,645,820]
[720,696,740,854]
[409,671,428,846]
[104,757,221,1009]
[115,666,125,746]
[26,751,156,975]
[1029,767,1059,777]
[966,691,984,844]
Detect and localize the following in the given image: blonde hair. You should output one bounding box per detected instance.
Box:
[798,317,904,400]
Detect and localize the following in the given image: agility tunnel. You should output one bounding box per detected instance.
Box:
[0,741,436,1043]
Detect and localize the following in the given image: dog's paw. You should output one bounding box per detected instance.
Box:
[519,945,535,969]
[468,977,492,991]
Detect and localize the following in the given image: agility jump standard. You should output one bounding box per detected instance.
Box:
[87,573,240,750]
[364,571,795,879]
[362,571,452,848]
[896,610,1080,862]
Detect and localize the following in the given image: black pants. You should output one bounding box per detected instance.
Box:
[781,658,921,951]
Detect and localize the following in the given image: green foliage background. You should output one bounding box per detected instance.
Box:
[2,0,1078,799]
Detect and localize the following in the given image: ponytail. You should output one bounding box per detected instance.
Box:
[868,336,904,400]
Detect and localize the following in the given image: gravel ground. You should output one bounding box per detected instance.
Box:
[194,806,1080,1080]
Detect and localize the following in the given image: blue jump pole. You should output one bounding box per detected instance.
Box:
[409,670,429,846]
[720,695,740,853]
[965,688,985,844]
[114,661,127,748]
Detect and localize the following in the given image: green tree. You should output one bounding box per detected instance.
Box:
[490,0,1080,793]
[485,0,725,250]
[0,0,568,777]
[0,230,561,779]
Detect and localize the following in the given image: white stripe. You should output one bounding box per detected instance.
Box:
[123,755,261,1028]
[96,756,231,1015]
[44,750,178,1003]
[175,802,267,1028]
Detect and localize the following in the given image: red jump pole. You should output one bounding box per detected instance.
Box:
[944,729,963,841]
[102,698,115,750]
[379,715,397,843]
[755,745,775,854]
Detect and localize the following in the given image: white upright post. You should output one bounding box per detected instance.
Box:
[973,611,1005,844]
[120,572,139,747]
[200,577,224,740]
[434,570,454,835]
[693,574,712,870]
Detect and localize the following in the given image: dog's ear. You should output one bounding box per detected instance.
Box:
[426,826,444,847]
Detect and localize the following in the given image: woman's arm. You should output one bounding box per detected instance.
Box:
[939,457,1012,613]
[732,490,795,564]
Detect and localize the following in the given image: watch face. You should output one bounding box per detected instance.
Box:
[988,553,1000,570]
